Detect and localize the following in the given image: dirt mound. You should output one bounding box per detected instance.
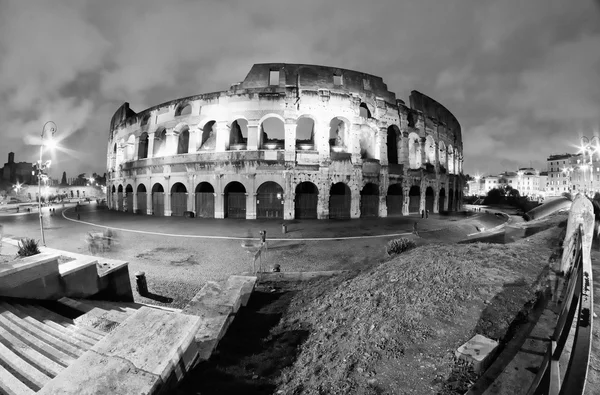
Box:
[273,227,560,394]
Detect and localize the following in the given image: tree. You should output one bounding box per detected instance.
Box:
[483,188,505,205]
[60,172,68,186]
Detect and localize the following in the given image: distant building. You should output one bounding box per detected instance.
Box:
[470,168,546,201]
[546,153,575,196]
[0,152,34,185]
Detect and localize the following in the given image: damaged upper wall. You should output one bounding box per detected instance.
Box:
[110,103,136,137]
[409,91,462,147]
[240,63,397,104]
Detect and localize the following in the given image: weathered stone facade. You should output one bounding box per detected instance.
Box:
[106,63,464,219]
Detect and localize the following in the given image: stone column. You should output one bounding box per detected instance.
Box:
[134,136,140,161]
[317,124,330,162]
[434,142,440,173]
[133,191,138,212]
[246,174,257,220]
[379,167,389,218]
[443,178,450,211]
[215,121,230,152]
[402,179,410,216]
[147,132,155,159]
[188,175,196,215]
[214,174,224,219]
[399,131,409,168]
[350,124,362,165]
[419,179,426,214]
[317,179,330,219]
[284,118,297,162]
[378,127,387,165]
[284,192,295,220]
[165,128,176,156]
[419,137,427,167]
[164,176,171,216]
[433,187,439,214]
[122,193,127,212]
[188,128,198,153]
[350,184,360,219]
[247,121,259,151]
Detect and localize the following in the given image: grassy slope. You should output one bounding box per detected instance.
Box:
[271,224,563,395]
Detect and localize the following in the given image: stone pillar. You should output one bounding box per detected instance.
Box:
[419,179,426,214]
[378,127,388,165]
[146,187,153,215]
[399,131,409,168]
[215,121,230,152]
[317,180,329,219]
[317,124,330,162]
[188,128,198,153]
[402,179,410,216]
[433,187,439,214]
[444,178,450,211]
[165,128,176,156]
[247,121,259,151]
[164,176,171,216]
[284,192,295,220]
[147,132,155,159]
[188,175,196,214]
[434,142,440,173]
[419,137,427,167]
[134,137,140,161]
[350,124,362,165]
[122,193,127,212]
[246,174,257,219]
[379,166,389,217]
[214,175,224,219]
[284,118,297,162]
[350,184,360,219]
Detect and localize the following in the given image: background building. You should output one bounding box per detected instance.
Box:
[0,152,34,185]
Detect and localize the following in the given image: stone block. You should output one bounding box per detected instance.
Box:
[455,334,499,374]
[183,302,232,361]
[226,275,257,307]
[0,252,60,290]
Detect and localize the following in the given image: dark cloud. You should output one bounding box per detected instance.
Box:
[0,0,598,180]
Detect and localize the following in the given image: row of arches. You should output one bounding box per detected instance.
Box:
[109,181,461,219]
[111,116,462,174]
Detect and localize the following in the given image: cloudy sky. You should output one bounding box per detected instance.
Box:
[0,0,599,180]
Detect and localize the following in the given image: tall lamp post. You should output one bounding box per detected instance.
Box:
[38,121,57,246]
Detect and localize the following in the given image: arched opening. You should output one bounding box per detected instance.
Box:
[329,182,351,219]
[409,186,420,214]
[152,183,165,216]
[359,125,376,159]
[126,135,136,161]
[199,120,217,151]
[296,117,315,150]
[224,182,246,218]
[386,184,403,216]
[256,182,284,219]
[360,183,379,217]
[425,136,436,164]
[408,134,421,169]
[439,188,446,213]
[177,126,189,154]
[175,103,192,117]
[438,141,447,170]
[448,188,454,212]
[229,119,248,150]
[153,128,167,157]
[111,143,117,169]
[137,184,147,214]
[259,117,285,150]
[387,125,400,165]
[77,190,80,198]
[195,182,215,218]
[138,132,149,159]
[425,187,434,213]
[140,114,150,127]
[448,145,455,174]
[329,118,348,151]
[294,182,318,219]
[117,185,123,211]
[170,182,188,216]
[359,102,371,119]
[125,184,134,212]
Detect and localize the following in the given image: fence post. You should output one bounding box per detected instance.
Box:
[560,194,594,274]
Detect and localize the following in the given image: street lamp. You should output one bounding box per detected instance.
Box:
[38,121,57,246]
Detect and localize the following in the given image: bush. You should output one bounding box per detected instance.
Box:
[386,238,416,256]
[17,238,40,257]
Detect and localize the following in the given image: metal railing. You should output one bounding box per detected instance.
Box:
[526,223,593,395]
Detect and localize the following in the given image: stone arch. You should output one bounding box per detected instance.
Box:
[360,182,379,217]
[153,127,167,157]
[151,182,165,216]
[137,183,147,214]
[195,181,215,218]
[359,102,372,119]
[294,181,318,219]
[117,185,123,192]
[329,117,350,152]
[409,185,420,213]
[438,141,447,168]
[198,120,217,151]
[386,183,403,216]
[229,119,248,150]
[126,135,136,161]
[296,116,316,150]
[171,182,188,216]
[117,184,123,211]
[224,181,246,219]
[329,182,351,219]
[111,185,116,193]
[438,187,446,212]
[408,132,421,169]
[116,138,125,166]
[448,145,455,174]
[425,136,436,165]
[138,132,149,159]
[177,125,190,154]
[256,181,284,219]
[175,102,192,117]
[140,114,150,127]
[359,124,376,159]
[425,186,434,213]
[258,115,285,150]
[125,184,134,212]
[387,125,401,165]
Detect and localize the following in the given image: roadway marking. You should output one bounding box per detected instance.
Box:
[60,208,438,242]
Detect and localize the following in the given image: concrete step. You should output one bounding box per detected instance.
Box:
[0,340,51,392]
[57,297,132,333]
[0,361,36,395]
[18,303,105,341]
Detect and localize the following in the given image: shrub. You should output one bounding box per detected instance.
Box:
[17,238,40,257]
[386,238,416,256]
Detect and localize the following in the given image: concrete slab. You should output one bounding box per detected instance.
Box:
[226,275,257,307]
[38,350,161,395]
[0,252,60,290]
[91,307,201,383]
[183,302,232,361]
[456,334,499,374]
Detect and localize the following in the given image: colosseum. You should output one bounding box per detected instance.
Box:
[106,63,464,220]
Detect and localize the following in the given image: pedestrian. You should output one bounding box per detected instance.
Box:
[426,209,429,219]
[413,221,419,236]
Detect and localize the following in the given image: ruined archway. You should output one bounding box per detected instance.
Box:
[439,188,446,213]
[125,184,134,212]
[137,184,147,214]
[425,186,434,213]
[229,119,248,150]
[387,125,400,165]
[360,183,379,217]
[199,120,217,151]
[175,103,192,117]
[329,182,351,219]
[177,126,189,154]
[224,181,246,219]
[259,116,285,150]
[359,125,376,159]
[117,184,123,211]
[126,135,136,161]
[438,141,447,171]
[359,102,371,119]
[171,182,188,216]
[425,136,436,165]
[151,183,165,216]
[195,182,215,218]
[294,182,318,219]
[408,133,421,169]
[138,132,149,159]
[386,184,403,216]
[296,117,315,150]
[329,117,349,152]
[153,128,167,157]
[257,181,284,219]
[409,185,420,214]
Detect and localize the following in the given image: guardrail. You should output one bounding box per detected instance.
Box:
[526,194,594,395]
